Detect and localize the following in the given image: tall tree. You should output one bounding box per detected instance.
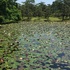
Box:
[21,0,35,20]
[52,0,70,20]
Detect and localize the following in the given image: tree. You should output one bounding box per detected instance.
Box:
[64,0,70,19]
[36,2,51,20]
[37,2,46,17]
[44,4,51,20]
[34,4,43,17]
[52,0,70,20]
[0,0,21,23]
[21,0,35,20]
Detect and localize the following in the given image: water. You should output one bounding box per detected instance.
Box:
[17,22,70,70]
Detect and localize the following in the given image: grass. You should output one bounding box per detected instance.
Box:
[23,17,62,22]
[49,17,62,21]
[0,21,70,70]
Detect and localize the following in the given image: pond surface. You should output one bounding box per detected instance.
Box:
[0,22,70,70]
[17,22,70,70]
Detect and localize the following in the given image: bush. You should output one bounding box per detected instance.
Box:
[0,16,5,23]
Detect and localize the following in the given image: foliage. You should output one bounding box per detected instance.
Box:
[20,0,70,21]
[0,0,70,22]
[0,22,70,70]
[0,0,21,23]
[52,0,70,20]
[0,16,5,23]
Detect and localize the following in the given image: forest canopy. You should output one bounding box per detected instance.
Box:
[0,0,70,23]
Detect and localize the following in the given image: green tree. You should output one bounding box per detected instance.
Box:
[0,0,21,23]
[52,0,70,20]
[21,0,35,20]
[44,4,51,20]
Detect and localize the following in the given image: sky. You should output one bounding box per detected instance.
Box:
[17,0,55,5]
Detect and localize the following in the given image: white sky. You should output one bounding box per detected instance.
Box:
[17,0,55,5]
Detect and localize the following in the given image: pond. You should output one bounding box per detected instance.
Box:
[0,22,70,70]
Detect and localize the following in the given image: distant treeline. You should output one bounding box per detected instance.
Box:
[0,0,70,23]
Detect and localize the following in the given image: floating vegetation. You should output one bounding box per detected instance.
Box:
[0,22,70,70]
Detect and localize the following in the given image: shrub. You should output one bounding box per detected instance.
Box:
[0,16,5,23]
